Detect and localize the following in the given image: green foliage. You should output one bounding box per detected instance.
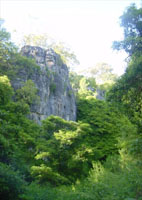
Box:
[86,76,97,91]
[32,117,90,183]
[45,67,51,77]
[70,66,115,100]
[0,75,14,106]
[21,182,57,200]
[16,80,40,106]
[77,97,136,161]
[69,71,84,94]
[78,77,93,97]
[76,161,142,200]
[22,33,79,67]
[87,62,117,85]
[0,21,40,81]
[41,115,77,137]
[14,53,41,78]
[106,55,142,132]
[69,71,97,98]
[0,20,18,79]
[107,3,142,148]
[53,42,79,67]
[23,34,50,48]
[0,35,41,182]
[0,162,26,200]
[50,82,56,93]
[0,19,11,42]
[0,98,40,169]
[54,151,142,200]
[0,11,142,199]
[112,4,142,56]
[31,164,69,185]
[68,90,73,97]
[31,109,135,186]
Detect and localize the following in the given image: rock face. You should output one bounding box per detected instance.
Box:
[13,45,76,123]
[96,88,105,100]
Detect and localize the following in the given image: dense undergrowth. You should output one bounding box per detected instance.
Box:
[1,4,142,200]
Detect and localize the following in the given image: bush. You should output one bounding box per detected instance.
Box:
[54,158,142,200]
[0,75,14,106]
[21,182,57,200]
[0,162,26,200]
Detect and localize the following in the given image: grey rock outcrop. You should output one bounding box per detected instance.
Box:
[12,45,76,123]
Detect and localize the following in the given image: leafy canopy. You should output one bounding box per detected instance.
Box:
[113,4,142,56]
[22,33,79,67]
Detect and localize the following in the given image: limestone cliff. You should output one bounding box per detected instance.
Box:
[12,45,76,123]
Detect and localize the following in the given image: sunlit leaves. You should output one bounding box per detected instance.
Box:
[31,164,69,185]
[0,75,14,106]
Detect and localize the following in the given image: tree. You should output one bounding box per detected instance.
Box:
[87,62,117,85]
[31,116,88,185]
[0,19,11,43]
[78,77,95,97]
[0,75,14,106]
[77,97,133,157]
[107,4,142,131]
[69,71,84,93]
[69,72,96,98]
[22,33,79,68]
[30,97,134,185]
[0,19,18,78]
[82,63,117,99]
[0,162,26,200]
[112,4,142,56]
[106,55,142,129]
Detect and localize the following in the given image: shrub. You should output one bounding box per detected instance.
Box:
[0,162,26,200]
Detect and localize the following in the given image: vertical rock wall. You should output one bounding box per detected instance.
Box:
[13,45,76,123]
